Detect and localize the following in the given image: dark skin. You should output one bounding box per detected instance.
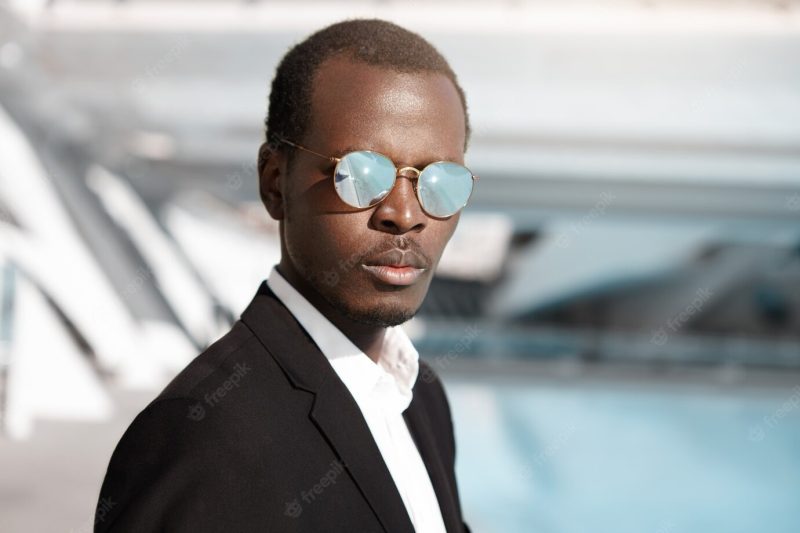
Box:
[258,55,467,364]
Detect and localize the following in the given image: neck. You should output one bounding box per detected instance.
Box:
[276,261,387,364]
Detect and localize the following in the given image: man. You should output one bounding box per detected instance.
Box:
[96,19,475,532]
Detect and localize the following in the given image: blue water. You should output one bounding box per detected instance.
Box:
[445,378,800,533]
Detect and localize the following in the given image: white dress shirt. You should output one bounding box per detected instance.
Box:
[267,266,447,533]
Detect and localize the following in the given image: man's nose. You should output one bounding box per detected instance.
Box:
[370,175,427,234]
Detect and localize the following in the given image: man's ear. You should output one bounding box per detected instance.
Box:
[258,141,285,220]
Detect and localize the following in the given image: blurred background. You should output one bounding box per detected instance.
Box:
[1,0,799,531]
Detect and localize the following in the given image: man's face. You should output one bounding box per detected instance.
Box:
[276,55,467,327]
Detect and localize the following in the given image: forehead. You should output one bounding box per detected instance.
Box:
[304,55,466,161]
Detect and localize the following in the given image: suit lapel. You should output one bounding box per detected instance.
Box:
[404,392,462,533]
[241,282,415,533]
[311,377,416,533]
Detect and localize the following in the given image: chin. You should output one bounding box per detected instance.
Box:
[336,297,419,328]
[349,310,416,328]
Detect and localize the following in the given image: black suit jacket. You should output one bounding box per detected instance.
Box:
[95,281,470,532]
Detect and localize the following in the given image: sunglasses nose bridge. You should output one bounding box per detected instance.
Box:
[396,166,420,179]
[393,166,421,197]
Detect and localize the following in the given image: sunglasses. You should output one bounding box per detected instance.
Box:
[277,137,478,218]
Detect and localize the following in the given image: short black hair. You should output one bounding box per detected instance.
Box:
[264,19,470,157]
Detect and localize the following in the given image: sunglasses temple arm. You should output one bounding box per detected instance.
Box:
[277,137,340,163]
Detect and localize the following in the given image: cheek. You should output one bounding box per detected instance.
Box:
[284,205,363,273]
[284,212,330,262]
[282,179,332,263]
[430,217,460,263]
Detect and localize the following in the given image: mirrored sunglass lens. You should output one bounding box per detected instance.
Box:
[418,162,474,217]
[334,151,396,208]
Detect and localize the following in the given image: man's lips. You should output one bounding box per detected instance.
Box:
[362,247,428,286]
[361,265,426,286]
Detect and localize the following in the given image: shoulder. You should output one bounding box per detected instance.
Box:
[95,321,281,529]
[104,320,264,463]
[155,320,258,402]
[109,319,281,459]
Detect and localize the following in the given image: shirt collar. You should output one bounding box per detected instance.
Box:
[266,266,419,413]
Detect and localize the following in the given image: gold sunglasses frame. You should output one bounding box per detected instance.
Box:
[276,137,479,218]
